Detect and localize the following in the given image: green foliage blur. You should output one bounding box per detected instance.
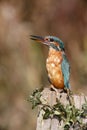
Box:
[0,0,86,130]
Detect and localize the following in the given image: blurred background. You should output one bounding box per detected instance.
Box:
[0,0,87,130]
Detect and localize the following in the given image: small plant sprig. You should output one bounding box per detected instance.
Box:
[29,88,43,109]
[28,88,87,130]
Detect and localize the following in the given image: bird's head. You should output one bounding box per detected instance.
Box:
[30,35,65,51]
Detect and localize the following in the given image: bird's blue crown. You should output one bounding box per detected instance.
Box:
[47,36,65,50]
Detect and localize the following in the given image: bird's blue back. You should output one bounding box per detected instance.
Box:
[61,54,70,88]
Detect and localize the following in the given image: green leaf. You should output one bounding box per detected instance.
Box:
[43,108,52,119]
[29,88,43,109]
[54,110,61,116]
[64,124,70,130]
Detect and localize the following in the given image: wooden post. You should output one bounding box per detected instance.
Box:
[36,87,87,130]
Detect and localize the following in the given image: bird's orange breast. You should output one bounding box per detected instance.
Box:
[46,48,64,89]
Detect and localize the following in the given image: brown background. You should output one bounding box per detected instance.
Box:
[0,0,87,130]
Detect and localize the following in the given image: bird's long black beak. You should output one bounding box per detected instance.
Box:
[30,35,49,46]
[30,35,44,42]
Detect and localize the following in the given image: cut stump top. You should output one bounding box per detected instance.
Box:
[36,87,87,130]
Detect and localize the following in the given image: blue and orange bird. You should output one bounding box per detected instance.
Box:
[30,35,70,90]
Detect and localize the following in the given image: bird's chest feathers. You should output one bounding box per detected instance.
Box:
[46,48,64,88]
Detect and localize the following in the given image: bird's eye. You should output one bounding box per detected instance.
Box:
[50,38,54,42]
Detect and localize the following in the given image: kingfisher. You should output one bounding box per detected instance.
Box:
[30,35,70,90]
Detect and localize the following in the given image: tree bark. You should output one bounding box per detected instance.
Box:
[36,87,87,130]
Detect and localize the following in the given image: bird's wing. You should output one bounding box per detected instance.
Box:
[61,54,70,88]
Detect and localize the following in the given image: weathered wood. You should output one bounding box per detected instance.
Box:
[36,87,87,130]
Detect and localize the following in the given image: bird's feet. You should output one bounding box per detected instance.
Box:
[50,85,64,97]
